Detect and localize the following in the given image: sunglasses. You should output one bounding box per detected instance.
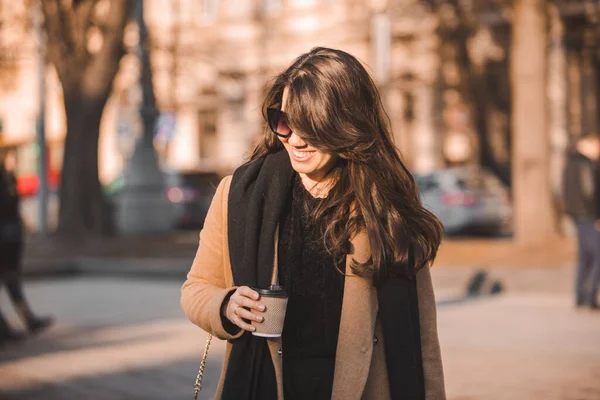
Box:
[267,107,293,138]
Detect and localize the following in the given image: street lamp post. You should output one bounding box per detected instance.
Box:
[115,0,172,235]
[35,1,48,236]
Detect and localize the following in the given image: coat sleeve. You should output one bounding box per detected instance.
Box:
[180,175,243,341]
[417,265,446,400]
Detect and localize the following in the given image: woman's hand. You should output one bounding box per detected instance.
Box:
[223,286,265,332]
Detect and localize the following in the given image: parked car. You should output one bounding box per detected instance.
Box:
[104,169,221,230]
[415,166,512,236]
[165,170,221,229]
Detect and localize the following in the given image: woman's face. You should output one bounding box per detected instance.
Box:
[278,87,338,183]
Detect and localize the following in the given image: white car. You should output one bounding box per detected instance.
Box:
[415,166,512,236]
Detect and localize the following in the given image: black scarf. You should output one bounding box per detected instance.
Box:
[223,150,425,400]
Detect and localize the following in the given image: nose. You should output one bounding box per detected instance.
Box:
[287,132,306,147]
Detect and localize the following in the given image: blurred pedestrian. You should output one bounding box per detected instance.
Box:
[0,150,53,345]
[563,133,600,309]
[182,47,445,400]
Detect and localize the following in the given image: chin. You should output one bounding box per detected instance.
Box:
[290,161,317,175]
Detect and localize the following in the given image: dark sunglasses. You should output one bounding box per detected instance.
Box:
[267,107,293,138]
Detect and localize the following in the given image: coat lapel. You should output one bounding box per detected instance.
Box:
[331,232,378,400]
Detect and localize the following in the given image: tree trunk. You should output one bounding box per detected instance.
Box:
[510,0,557,243]
[453,25,512,187]
[41,0,132,237]
[58,88,113,236]
[472,68,512,187]
[438,2,513,186]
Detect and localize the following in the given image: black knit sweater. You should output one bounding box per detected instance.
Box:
[278,174,345,400]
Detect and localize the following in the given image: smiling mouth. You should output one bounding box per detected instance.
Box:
[291,148,315,161]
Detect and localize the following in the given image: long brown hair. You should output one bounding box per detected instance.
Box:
[252,47,443,284]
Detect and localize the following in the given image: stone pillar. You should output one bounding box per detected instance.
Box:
[386,88,411,161]
[215,1,260,172]
[566,49,582,141]
[167,107,200,170]
[245,72,267,150]
[371,11,392,84]
[218,72,250,171]
[510,0,557,243]
[547,3,569,233]
[412,85,439,173]
[580,28,598,136]
[410,8,442,174]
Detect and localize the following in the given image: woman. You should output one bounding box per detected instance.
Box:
[0,150,53,344]
[181,47,445,400]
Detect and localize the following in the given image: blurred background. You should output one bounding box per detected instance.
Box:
[0,0,599,399]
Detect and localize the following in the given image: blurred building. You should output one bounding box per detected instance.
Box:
[142,0,443,175]
[0,0,598,222]
[0,0,446,184]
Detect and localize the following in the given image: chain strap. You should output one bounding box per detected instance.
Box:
[193,333,213,400]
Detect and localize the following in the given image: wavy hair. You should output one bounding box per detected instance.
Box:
[251,47,443,284]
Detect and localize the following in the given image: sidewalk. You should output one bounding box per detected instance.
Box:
[21,231,577,288]
[435,236,576,269]
[1,275,598,399]
[22,231,200,279]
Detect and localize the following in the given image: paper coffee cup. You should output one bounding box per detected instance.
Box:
[251,287,288,338]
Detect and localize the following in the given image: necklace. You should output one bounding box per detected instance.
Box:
[299,174,334,199]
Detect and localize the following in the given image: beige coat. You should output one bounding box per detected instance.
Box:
[181,175,446,400]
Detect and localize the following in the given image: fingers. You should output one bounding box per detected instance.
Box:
[233,287,265,312]
[226,286,266,332]
[229,306,257,332]
[235,306,264,324]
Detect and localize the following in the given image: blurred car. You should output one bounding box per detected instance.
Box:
[104,169,221,230]
[165,170,221,230]
[415,166,512,236]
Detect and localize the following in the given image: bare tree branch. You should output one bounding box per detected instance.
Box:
[83,0,132,96]
[41,0,73,83]
[72,0,98,59]
[55,0,79,53]
[58,0,97,76]
[93,0,132,51]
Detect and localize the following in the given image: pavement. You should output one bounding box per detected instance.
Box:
[18,232,581,309]
[21,230,577,281]
[2,230,592,399]
[0,270,598,400]
[21,231,200,279]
